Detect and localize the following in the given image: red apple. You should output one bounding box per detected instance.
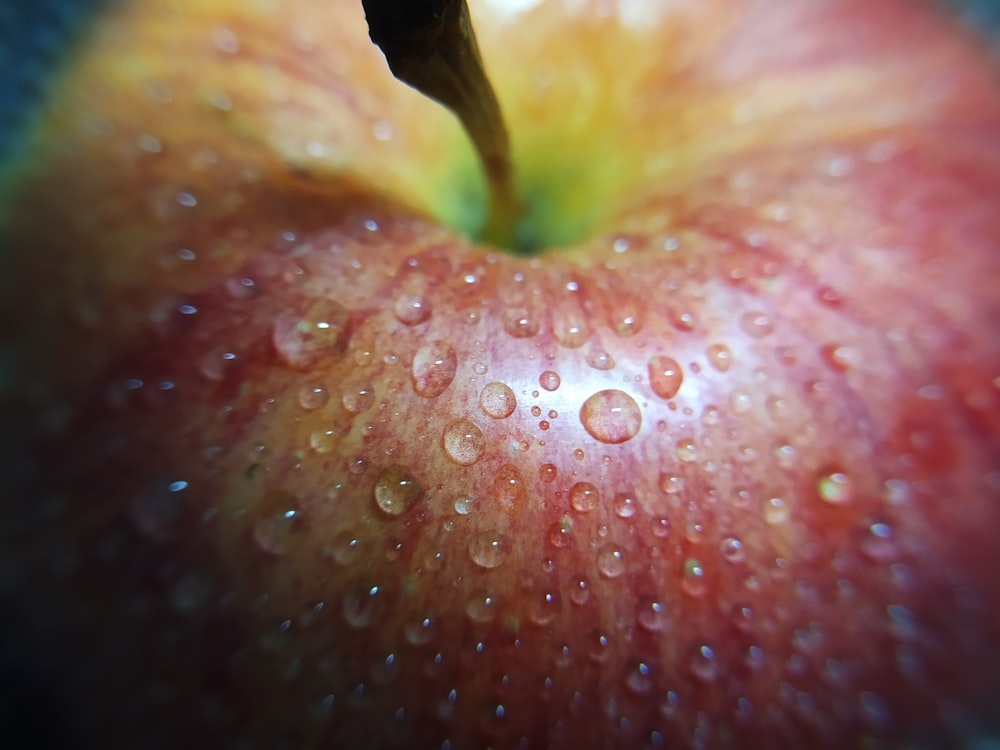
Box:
[2,0,1000,748]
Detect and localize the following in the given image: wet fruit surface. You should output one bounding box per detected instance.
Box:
[2,0,1000,748]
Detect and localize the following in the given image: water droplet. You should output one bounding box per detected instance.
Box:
[570,576,590,605]
[253,490,301,555]
[580,390,642,444]
[539,370,561,391]
[597,543,626,578]
[310,429,337,454]
[720,536,746,564]
[821,343,861,372]
[861,521,898,562]
[342,584,384,629]
[690,644,718,682]
[502,308,539,338]
[706,344,733,372]
[648,356,684,399]
[613,492,637,518]
[472,361,488,375]
[682,558,708,597]
[411,341,457,398]
[298,384,329,410]
[553,314,590,348]
[342,384,375,414]
[675,438,697,462]
[454,496,474,515]
[529,591,559,625]
[625,659,654,695]
[547,519,573,549]
[570,482,600,513]
[739,311,774,338]
[330,530,361,565]
[374,466,421,515]
[651,517,671,538]
[404,616,437,646]
[818,471,854,504]
[587,630,610,662]
[273,302,349,370]
[469,531,509,569]
[763,497,790,524]
[730,390,753,414]
[587,350,615,370]
[442,418,485,465]
[480,382,516,419]
[466,590,497,622]
[636,597,668,632]
[658,473,684,495]
[394,295,431,325]
[730,603,755,634]
[539,463,558,483]
[494,464,526,512]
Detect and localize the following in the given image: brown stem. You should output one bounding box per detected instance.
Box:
[362,0,520,248]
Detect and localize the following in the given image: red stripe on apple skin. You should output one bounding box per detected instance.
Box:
[3,0,1000,748]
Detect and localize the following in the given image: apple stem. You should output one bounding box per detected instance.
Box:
[362,0,521,249]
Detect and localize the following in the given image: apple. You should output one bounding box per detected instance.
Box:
[2,0,1000,748]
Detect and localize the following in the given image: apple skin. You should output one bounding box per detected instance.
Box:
[2,0,1000,748]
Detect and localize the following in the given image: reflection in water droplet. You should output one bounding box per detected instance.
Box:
[720,536,746,564]
[570,482,600,513]
[861,521,898,562]
[675,438,697,462]
[494,464,526,513]
[739,311,774,339]
[502,308,539,338]
[658,473,684,495]
[394,295,431,325]
[613,492,637,518]
[539,463,558,483]
[469,531,509,569]
[818,471,854,504]
[553,314,590,348]
[587,350,615,370]
[480,382,517,419]
[580,389,642,444]
[298,384,329,410]
[411,341,457,398]
[455,496,474,515]
[342,384,375,414]
[548,519,573,549]
[570,576,590,605]
[539,371,561,391]
[374,466,421,515]
[648,356,684,400]
[706,344,733,372]
[597,543,626,578]
[442,418,486,465]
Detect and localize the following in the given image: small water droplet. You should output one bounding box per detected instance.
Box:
[570,482,600,513]
[341,384,375,414]
[651,517,671,538]
[494,464,526,512]
[818,471,854,504]
[580,390,642,444]
[763,497,790,524]
[636,597,668,632]
[298,384,329,410]
[394,295,431,325]
[720,536,746,564]
[706,344,733,372]
[587,350,615,370]
[455,496,474,515]
[480,382,517,419]
[502,308,539,338]
[529,591,559,625]
[648,356,684,399]
[539,463,558,482]
[330,530,362,565]
[597,543,626,578]
[411,341,457,397]
[740,311,774,338]
[730,603,755,634]
[625,659,654,695]
[682,557,708,597]
[613,492,637,518]
[273,302,350,370]
[342,584,384,629]
[253,490,301,555]
[466,590,497,622]
[374,466,421,515]
[861,521,898,562]
[442,418,486,465]
[469,531,509,569]
[658,473,684,495]
[690,644,718,682]
[730,390,753,414]
[539,370,561,391]
[675,438,697,462]
[553,315,590,348]
[570,576,590,605]
[547,519,573,549]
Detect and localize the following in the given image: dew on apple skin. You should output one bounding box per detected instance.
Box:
[531,405,542,417]
[479,381,517,419]
[730,390,753,414]
[466,590,497,623]
[739,311,775,339]
[675,438,698,462]
[297,384,329,410]
[493,464,527,513]
[552,315,590,348]
[469,531,509,569]
[818,471,855,504]
[647,356,684,399]
[272,302,350,370]
[587,350,615,370]
[502,307,540,338]
[528,591,559,626]
[682,558,708,598]
[597,543,626,578]
[763,497,790,525]
[393,295,432,325]
[329,530,362,565]
[580,389,642,444]
[624,659,654,695]
[253,491,301,555]
[587,631,611,663]
[658,473,684,495]
[570,576,590,605]
[411,341,458,398]
[636,597,668,633]
[442,418,486,466]
[309,429,337,454]
[613,492,637,518]
[689,645,719,683]
[342,384,375,414]
[342,584,384,629]
[569,482,600,513]
[539,370,561,391]
[720,536,747,564]
[651,517,671,539]
[454,496,474,515]
[539,463,558,482]
[706,343,733,373]
[861,521,898,562]
[373,466,421,516]
[547,519,572,549]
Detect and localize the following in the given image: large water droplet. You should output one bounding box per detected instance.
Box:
[374,466,421,515]
[597,543,626,578]
[480,381,516,419]
[570,482,600,513]
[394,295,431,325]
[469,531,509,569]
[411,341,457,398]
[539,371,561,391]
[648,356,684,399]
[493,464,526,513]
[442,418,486,465]
[273,302,349,370]
[580,390,642,444]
